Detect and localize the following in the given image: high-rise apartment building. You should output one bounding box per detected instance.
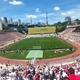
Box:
[65,16,71,22]
[10,18,13,24]
[18,19,21,26]
[3,17,8,26]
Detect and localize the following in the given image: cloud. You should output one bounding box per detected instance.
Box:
[36,8,40,12]
[54,6,60,11]
[26,15,37,18]
[61,12,67,16]
[40,14,46,17]
[39,20,43,22]
[0,18,3,21]
[67,11,74,14]
[9,0,24,5]
[61,5,80,20]
[39,13,46,17]
[72,16,76,19]
[38,12,55,18]
[61,11,75,16]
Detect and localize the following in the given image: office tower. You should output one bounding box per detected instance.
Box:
[10,18,13,24]
[65,16,71,22]
[3,17,8,26]
[18,19,21,26]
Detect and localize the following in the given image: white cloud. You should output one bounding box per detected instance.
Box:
[26,15,37,18]
[61,5,80,21]
[36,8,40,12]
[54,6,60,11]
[67,11,74,14]
[39,20,43,22]
[61,11,75,16]
[72,16,76,19]
[0,18,3,21]
[61,12,67,16]
[9,0,24,5]
[38,12,55,18]
[39,13,46,17]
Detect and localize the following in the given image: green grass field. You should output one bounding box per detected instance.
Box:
[0,37,76,59]
[4,37,73,50]
[0,50,75,59]
[26,50,43,58]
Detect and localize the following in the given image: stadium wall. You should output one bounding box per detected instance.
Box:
[28,27,56,34]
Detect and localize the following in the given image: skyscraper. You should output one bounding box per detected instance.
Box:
[0,18,2,30]
[18,19,21,26]
[3,17,8,26]
[10,18,13,24]
[65,16,71,22]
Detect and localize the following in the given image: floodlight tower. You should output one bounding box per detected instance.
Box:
[30,17,32,24]
[46,11,48,26]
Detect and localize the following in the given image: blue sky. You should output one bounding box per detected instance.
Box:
[0,0,80,24]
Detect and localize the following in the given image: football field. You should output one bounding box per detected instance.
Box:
[4,37,73,50]
[0,37,75,59]
[26,50,43,58]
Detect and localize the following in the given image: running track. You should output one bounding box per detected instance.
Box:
[0,37,80,66]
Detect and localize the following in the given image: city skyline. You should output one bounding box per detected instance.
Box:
[0,0,80,24]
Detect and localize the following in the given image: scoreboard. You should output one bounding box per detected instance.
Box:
[28,27,56,34]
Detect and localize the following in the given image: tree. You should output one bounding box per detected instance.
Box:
[17,26,23,33]
[3,26,10,31]
[75,19,79,21]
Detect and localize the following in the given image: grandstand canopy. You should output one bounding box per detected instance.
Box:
[28,27,56,34]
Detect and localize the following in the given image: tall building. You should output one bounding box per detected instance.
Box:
[0,18,2,30]
[10,18,13,24]
[3,17,8,26]
[65,16,71,22]
[13,21,18,25]
[37,22,42,26]
[18,19,21,26]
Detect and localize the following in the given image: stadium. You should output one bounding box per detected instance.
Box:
[0,26,80,63]
[1,0,80,79]
[0,25,80,79]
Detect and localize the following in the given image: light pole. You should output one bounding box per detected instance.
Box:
[46,11,48,26]
[30,17,32,24]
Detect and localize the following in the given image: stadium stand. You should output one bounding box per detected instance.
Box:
[0,27,80,80]
[0,32,24,43]
[59,28,75,37]
[59,27,80,44]
[27,33,56,38]
[0,59,80,80]
[0,31,25,48]
[74,26,80,32]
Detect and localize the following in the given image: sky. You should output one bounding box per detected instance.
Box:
[0,0,80,24]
